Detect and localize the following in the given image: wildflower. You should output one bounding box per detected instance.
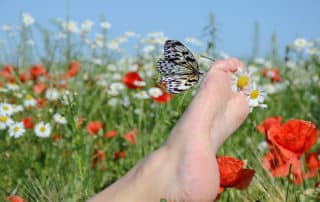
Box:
[263,148,304,184]
[2,24,13,31]
[52,134,61,142]
[256,116,282,134]
[23,94,37,107]
[305,152,320,179]
[100,21,111,29]
[12,105,23,113]
[121,96,130,107]
[45,88,60,101]
[114,151,126,159]
[149,87,173,104]
[36,98,46,108]
[262,68,282,82]
[123,128,138,144]
[267,119,318,157]
[0,103,14,116]
[9,122,26,138]
[107,98,118,107]
[148,87,163,98]
[122,72,144,89]
[294,38,308,49]
[232,68,251,92]
[0,114,13,130]
[104,130,118,139]
[7,195,25,202]
[62,20,79,33]
[108,40,119,50]
[30,64,46,80]
[22,117,34,129]
[6,83,19,91]
[67,60,81,78]
[185,37,202,46]
[53,113,67,125]
[33,83,46,94]
[22,13,35,27]
[34,122,52,138]
[81,19,94,32]
[87,121,104,135]
[143,45,155,53]
[246,83,267,110]
[217,156,255,194]
[133,91,149,99]
[92,149,105,168]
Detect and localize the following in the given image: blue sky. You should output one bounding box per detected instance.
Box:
[0,0,319,57]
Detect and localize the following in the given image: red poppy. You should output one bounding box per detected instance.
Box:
[92,149,105,168]
[114,151,126,159]
[263,148,304,184]
[123,128,138,144]
[267,119,318,157]
[305,152,320,179]
[53,134,61,142]
[19,72,28,82]
[104,130,118,139]
[30,64,47,80]
[217,156,255,193]
[1,64,15,81]
[6,195,25,202]
[151,90,173,103]
[256,116,282,135]
[87,121,104,135]
[36,98,46,108]
[33,83,46,94]
[122,71,143,89]
[67,60,81,78]
[22,117,34,129]
[262,67,282,82]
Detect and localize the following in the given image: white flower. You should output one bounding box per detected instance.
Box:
[110,82,125,91]
[246,83,267,111]
[81,19,94,32]
[12,105,23,113]
[125,31,136,37]
[294,38,308,49]
[9,122,26,138]
[258,141,269,152]
[307,47,318,55]
[128,64,139,71]
[254,58,265,64]
[22,13,35,27]
[34,122,52,138]
[133,91,149,99]
[92,58,103,65]
[56,32,67,40]
[111,73,121,80]
[107,98,118,107]
[134,108,142,115]
[0,103,14,116]
[107,64,117,71]
[185,37,202,46]
[121,96,130,107]
[6,83,19,91]
[118,35,128,43]
[143,45,155,53]
[231,68,251,92]
[62,21,79,33]
[53,113,67,124]
[286,61,296,69]
[45,88,60,101]
[0,114,13,130]
[24,94,37,107]
[148,87,163,98]
[60,90,74,106]
[2,24,13,31]
[133,81,146,87]
[108,40,120,50]
[100,21,111,29]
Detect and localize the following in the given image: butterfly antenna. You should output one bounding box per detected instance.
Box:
[200,54,216,62]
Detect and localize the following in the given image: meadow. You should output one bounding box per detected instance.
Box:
[0,13,319,201]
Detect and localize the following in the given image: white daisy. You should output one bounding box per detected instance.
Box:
[81,19,94,32]
[294,38,308,49]
[0,103,14,116]
[22,13,35,27]
[12,105,23,113]
[148,87,163,98]
[0,114,13,130]
[100,21,111,29]
[121,96,130,107]
[53,113,67,125]
[231,68,251,92]
[34,122,52,138]
[45,88,60,101]
[133,91,149,99]
[107,98,119,107]
[24,94,37,107]
[133,81,146,87]
[246,83,267,111]
[108,40,119,50]
[9,122,26,138]
[6,83,19,91]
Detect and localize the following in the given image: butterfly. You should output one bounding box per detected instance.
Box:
[157,40,203,94]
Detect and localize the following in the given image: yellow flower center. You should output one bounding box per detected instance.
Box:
[250,90,260,99]
[0,116,7,122]
[40,126,46,132]
[2,105,9,111]
[25,94,33,100]
[13,126,20,132]
[237,76,249,89]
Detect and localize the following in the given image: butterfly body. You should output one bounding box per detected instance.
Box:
[157,40,202,94]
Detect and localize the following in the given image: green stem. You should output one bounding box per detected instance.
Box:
[285,164,292,202]
[200,54,216,61]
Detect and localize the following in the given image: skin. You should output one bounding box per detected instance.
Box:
[89,58,249,202]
